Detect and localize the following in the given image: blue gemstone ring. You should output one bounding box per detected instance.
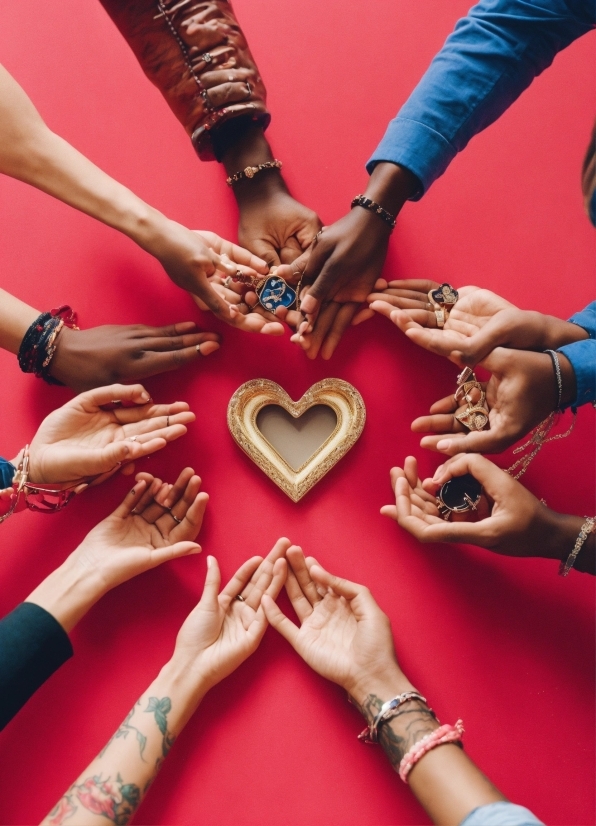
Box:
[257,276,297,312]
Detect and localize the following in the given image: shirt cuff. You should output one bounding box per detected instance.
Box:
[0,602,73,730]
[460,801,544,826]
[558,339,596,409]
[568,301,596,340]
[366,116,456,199]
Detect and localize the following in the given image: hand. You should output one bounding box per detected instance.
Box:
[411,348,571,455]
[384,453,575,561]
[170,538,290,693]
[49,322,220,392]
[148,220,271,329]
[292,209,392,359]
[26,468,207,633]
[68,467,207,594]
[24,384,194,486]
[369,283,586,366]
[262,546,409,704]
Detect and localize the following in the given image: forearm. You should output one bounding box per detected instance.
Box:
[0,289,38,353]
[42,659,207,826]
[363,162,420,217]
[542,511,595,574]
[222,124,287,205]
[351,667,504,825]
[25,555,104,634]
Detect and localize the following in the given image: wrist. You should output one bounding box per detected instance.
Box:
[221,125,287,205]
[540,509,586,562]
[25,554,102,634]
[364,162,420,217]
[556,352,577,407]
[348,666,416,715]
[160,655,210,711]
[543,316,589,349]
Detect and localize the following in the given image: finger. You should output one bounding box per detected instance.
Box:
[149,541,202,566]
[248,239,282,269]
[220,556,264,609]
[351,307,375,325]
[242,538,291,605]
[284,566,313,621]
[199,555,222,609]
[431,454,514,504]
[123,411,195,438]
[126,344,219,376]
[113,400,192,425]
[263,557,288,602]
[142,329,219,351]
[287,546,322,605]
[299,242,334,316]
[433,429,509,455]
[78,384,152,412]
[261,595,301,646]
[309,564,364,600]
[403,456,420,490]
[412,413,467,435]
[320,302,358,360]
[385,279,440,294]
[302,302,341,360]
[111,479,148,518]
[380,504,399,520]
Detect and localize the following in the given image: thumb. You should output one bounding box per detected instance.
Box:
[433,454,516,503]
[199,555,221,608]
[261,595,300,646]
[436,428,506,456]
[149,542,202,567]
[247,239,281,269]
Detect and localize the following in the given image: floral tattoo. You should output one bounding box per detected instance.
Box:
[47,774,140,826]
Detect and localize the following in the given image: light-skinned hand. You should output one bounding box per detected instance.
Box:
[262,546,410,705]
[22,383,194,486]
[170,538,291,693]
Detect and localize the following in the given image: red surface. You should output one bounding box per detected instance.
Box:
[0,2,594,824]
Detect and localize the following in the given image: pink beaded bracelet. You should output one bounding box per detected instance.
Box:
[398,720,465,783]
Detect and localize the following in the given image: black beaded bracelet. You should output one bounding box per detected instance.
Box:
[351,194,396,230]
[17,305,78,385]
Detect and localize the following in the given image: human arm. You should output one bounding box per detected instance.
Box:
[369,284,588,365]
[0,63,273,328]
[0,288,221,392]
[42,540,289,826]
[262,547,541,825]
[411,347,577,455]
[0,469,207,730]
[5,384,194,491]
[383,454,594,575]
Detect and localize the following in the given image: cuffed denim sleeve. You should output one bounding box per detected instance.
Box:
[367,0,595,196]
[0,602,72,730]
[460,801,545,826]
[569,300,596,339]
[558,338,596,408]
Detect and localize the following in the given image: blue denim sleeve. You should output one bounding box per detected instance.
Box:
[569,300,596,339]
[460,802,545,826]
[367,0,595,196]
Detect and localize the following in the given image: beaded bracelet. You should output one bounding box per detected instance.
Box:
[351,195,396,230]
[17,306,78,385]
[398,720,465,783]
[559,516,596,577]
[226,159,282,186]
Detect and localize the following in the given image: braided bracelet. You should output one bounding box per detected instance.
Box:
[351,195,396,230]
[559,517,596,577]
[357,692,431,744]
[17,306,78,385]
[399,720,465,783]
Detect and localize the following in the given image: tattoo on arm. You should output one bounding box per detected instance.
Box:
[359,694,439,772]
[47,697,177,825]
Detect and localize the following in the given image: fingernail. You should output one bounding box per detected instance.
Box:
[432,465,444,481]
[437,440,450,451]
[130,487,136,495]
[196,344,202,354]
[207,555,215,567]
[141,391,150,401]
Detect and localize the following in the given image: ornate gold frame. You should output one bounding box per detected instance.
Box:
[227,378,366,502]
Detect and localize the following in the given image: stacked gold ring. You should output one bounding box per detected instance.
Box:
[454,367,489,431]
[428,283,459,328]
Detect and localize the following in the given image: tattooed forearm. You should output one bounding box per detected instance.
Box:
[359,694,439,771]
[48,774,140,826]
[99,701,148,761]
[145,697,176,757]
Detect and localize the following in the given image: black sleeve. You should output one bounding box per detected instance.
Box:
[0,602,73,730]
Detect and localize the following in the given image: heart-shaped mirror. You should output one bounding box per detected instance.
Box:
[227,379,366,501]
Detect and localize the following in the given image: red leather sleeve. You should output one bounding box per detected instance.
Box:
[98,0,270,160]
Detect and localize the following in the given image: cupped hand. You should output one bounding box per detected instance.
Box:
[262,546,403,701]
[292,208,391,359]
[236,188,322,271]
[27,384,194,485]
[385,453,562,559]
[70,467,207,595]
[411,348,560,455]
[369,283,517,366]
[170,538,290,692]
[50,322,220,392]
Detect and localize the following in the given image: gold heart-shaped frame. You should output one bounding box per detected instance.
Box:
[227,379,366,502]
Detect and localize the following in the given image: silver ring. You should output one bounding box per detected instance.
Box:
[171,513,183,524]
[129,435,138,442]
[244,81,251,98]
[130,508,139,515]
[201,52,213,63]
[235,594,245,602]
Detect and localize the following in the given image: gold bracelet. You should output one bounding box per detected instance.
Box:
[226,159,282,186]
[559,516,596,577]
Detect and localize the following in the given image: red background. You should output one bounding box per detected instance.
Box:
[0,2,594,824]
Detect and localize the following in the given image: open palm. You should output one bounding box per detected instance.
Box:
[28,384,194,485]
[72,468,207,593]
